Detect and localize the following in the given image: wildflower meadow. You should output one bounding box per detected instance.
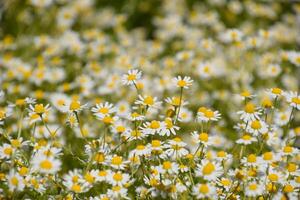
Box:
[0,0,300,199]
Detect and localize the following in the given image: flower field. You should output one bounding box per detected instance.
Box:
[0,0,300,199]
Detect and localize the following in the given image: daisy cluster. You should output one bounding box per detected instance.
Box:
[0,0,300,199]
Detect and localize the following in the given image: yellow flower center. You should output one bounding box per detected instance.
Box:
[19,167,28,176]
[241,91,251,97]
[251,120,261,130]
[16,99,25,106]
[199,132,208,142]
[11,177,19,186]
[217,151,226,157]
[263,152,273,160]
[144,96,154,105]
[131,130,141,137]
[202,162,215,175]
[287,163,296,172]
[172,97,181,106]
[131,112,140,118]
[98,170,107,177]
[71,184,82,193]
[292,97,300,104]
[94,152,105,163]
[283,184,294,193]
[127,74,136,81]
[72,175,79,183]
[99,107,109,114]
[283,146,292,153]
[163,161,172,170]
[244,102,255,113]
[204,110,214,118]
[116,126,125,133]
[242,134,252,140]
[0,109,5,119]
[111,156,123,165]
[102,116,113,124]
[150,120,160,129]
[247,154,257,163]
[112,186,121,191]
[165,118,173,128]
[268,174,278,182]
[272,88,282,95]
[4,147,12,155]
[221,179,231,186]
[177,80,187,87]
[113,173,123,181]
[136,145,145,150]
[11,140,21,148]
[84,173,94,183]
[152,140,161,147]
[39,160,53,170]
[69,101,81,111]
[173,137,182,142]
[34,104,45,114]
[199,184,209,194]
[249,183,257,190]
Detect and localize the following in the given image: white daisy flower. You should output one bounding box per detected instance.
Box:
[107,171,131,186]
[192,183,217,199]
[246,119,268,136]
[245,181,264,197]
[31,154,61,174]
[6,170,25,191]
[135,95,162,109]
[121,69,142,85]
[284,91,300,110]
[237,102,261,122]
[195,159,223,181]
[91,102,116,119]
[172,76,193,89]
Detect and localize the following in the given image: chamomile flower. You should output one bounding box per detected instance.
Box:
[164,137,189,158]
[67,100,88,113]
[128,112,145,121]
[197,107,221,122]
[235,134,257,145]
[50,93,71,112]
[124,129,147,141]
[191,132,212,147]
[29,103,51,116]
[246,119,268,136]
[107,186,129,199]
[192,183,217,199]
[274,109,291,126]
[108,155,129,170]
[165,96,188,107]
[130,145,151,157]
[196,160,223,181]
[91,102,116,119]
[245,181,264,197]
[135,95,162,109]
[0,143,14,159]
[141,120,164,135]
[267,88,283,99]
[237,102,261,122]
[172,76,193,89]
[31,154,61,174]
[159,118,179,136]
[6,170,25,191]
[122,69,142,85]
[284,91,300,110]
[107,171,131,186]
[157,161,179,174]
[241,154,262,167]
